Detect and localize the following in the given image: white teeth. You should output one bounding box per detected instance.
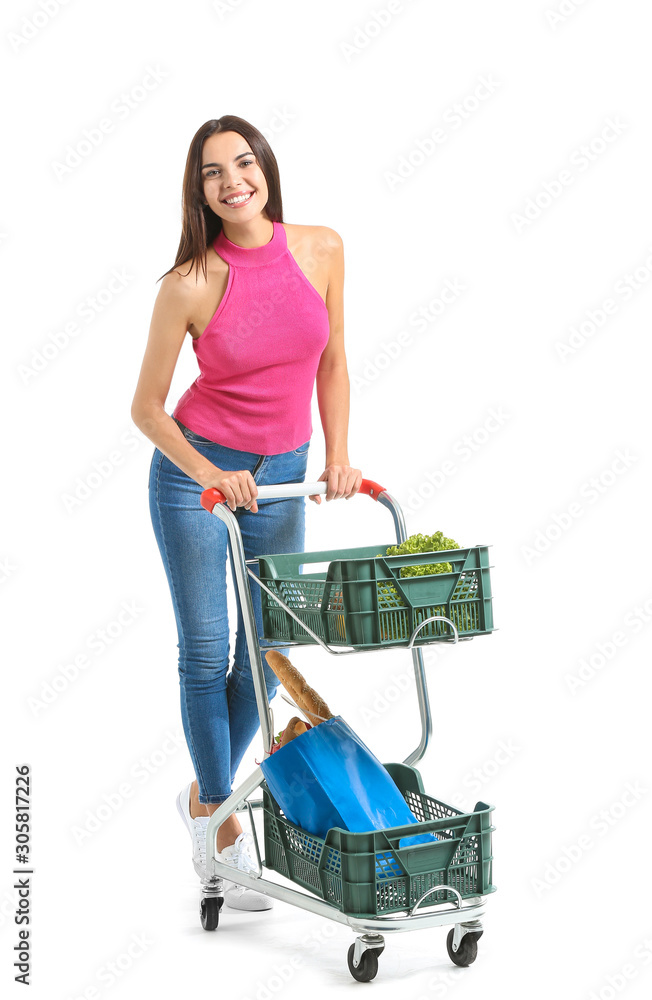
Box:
[224,192,253,205]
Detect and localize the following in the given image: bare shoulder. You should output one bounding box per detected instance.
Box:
[157,266,195,301]
[315,225,343,249]
[164,251,226,307]
[163,250,229,338]
[283,222,343,256]
[170,247,227,290]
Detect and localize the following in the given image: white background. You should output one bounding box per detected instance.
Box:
[3,0,651,997]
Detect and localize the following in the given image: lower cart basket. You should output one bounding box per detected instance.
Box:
[262,762,495,918]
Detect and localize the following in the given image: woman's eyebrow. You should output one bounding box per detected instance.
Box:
[202,152,255,170]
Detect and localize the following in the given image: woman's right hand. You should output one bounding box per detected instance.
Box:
[203,469,259,513]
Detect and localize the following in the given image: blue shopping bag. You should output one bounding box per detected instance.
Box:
[260,716,436,849]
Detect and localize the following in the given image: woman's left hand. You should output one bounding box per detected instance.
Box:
[308,463,363,504]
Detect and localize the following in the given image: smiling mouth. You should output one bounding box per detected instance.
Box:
[222,191,254,206]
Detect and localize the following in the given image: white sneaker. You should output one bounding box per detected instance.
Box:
[176,783,209,878]
[217,832,274,911]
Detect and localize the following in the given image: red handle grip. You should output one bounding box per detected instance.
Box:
[200,489,223,513]
[200,477,387,513]
[360,478,387,501]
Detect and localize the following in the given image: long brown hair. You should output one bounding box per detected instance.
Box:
[158,115,284,284]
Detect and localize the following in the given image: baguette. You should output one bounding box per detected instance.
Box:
[264,649,333,728]
[279,716,308,748]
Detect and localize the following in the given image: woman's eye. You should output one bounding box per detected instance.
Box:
[205,161,253,178]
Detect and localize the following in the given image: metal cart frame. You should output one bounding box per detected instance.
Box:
[195,478,491,978]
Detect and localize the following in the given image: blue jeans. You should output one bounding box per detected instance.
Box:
[148,418,309,804]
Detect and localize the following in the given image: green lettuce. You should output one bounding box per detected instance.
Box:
[377,531,460,577]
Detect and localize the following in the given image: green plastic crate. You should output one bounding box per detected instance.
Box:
[262,762,495,918]
[257,543,494,649]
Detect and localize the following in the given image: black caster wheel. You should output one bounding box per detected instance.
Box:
[200,895,222,931]
[347,943,381,982]
[446,928,482,967]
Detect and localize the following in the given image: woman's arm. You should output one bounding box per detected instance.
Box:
[316,369,350,466]
[311,229,362,503]
[316,229,349,464]
[130,272,223,488]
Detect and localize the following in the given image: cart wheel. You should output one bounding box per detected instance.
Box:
[446,928,482,967]
[347,943,380,982]
[200,896,221,931]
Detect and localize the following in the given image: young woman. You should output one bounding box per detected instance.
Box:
[131,116,362,910]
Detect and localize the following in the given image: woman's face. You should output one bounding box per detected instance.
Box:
[201,131,269,223]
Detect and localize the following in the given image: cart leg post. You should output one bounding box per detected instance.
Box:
[377,491,434,767]
[204,766,265,879]
[402,645,432,766]
[210,503,275,757]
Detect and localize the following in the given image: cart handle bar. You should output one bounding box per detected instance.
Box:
[200,478,387,513]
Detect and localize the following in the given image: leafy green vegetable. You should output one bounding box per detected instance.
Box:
[377,531,460,578]
[375,532,469,640]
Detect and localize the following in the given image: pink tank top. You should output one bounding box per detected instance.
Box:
[172,220,330,455]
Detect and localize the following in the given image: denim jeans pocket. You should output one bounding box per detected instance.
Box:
[175,419,216,447]
[292,440,310,456]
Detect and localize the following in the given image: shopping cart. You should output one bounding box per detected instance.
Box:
[196,477,496,982]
